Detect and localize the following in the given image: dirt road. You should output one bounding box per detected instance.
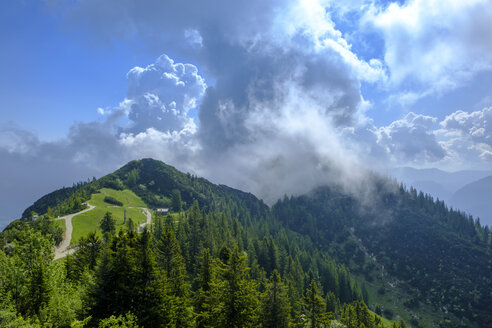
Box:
[136,207,152,232]
[54,204,95,260]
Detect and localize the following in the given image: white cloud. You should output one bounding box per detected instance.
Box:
[376,112,446,164]
[125,54,206,134]
[0,122,40,155]
[184,29,203,48]
[197,81,369,203]
[268,0,387,84]
[439,107,492,163]
[4,0,492,223]
[361,107,492,169]
[364,0,492,92]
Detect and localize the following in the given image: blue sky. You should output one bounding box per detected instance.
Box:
[0,1,155,139]
[1,0,492,228]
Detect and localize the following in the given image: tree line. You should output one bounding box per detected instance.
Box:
[1,199,407,327]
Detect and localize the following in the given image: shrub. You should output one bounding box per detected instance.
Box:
[104,196,123,207]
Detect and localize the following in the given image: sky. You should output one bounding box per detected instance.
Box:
[1,0,492,229]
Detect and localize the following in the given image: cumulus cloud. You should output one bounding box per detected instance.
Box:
[7,0,390,210]
[376,112,446,164]
[124,54,206,134]
[440,107,492,161]
[4,0,492,228]
[365,107,492,169]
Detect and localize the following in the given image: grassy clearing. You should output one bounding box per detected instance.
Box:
[71,188,147,244]
[90,188,146,208]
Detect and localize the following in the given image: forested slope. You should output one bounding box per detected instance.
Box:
[273,181,492,327]
[2,159,490,327]
[1,159,396,328]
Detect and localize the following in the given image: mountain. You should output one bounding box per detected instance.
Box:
[104,158,267,215]
[391,167,492,226]
[390,167,492,203]
[273,180,492,327]
[18,158,268,221]
[450,175,492,226]
[21,184,88,219]
[1,158,385,328]
[3,158,492,327]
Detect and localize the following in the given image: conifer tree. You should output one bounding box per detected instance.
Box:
[171,189,182,213]
[100,211,116,234]
[188,201,204,274]
[302,280,327,328]
[340,301,376,328]
[87,231,168,328]
[260,270,290,328]
[155,216,188,297]
[68,232,102,281]
[194,248,220,328]
[154,216,192,327]
[216,247,259,328]
[27,261,50,316]
[126,218,135,232]
[325,290,338,314]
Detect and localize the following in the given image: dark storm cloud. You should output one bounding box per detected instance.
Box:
[52,0,369,147]
[40,0,386,202]
[0,0,388,228]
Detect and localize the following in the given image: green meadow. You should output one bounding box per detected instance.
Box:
[71,188,148,244]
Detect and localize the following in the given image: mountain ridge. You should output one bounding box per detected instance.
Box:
[450,175,492,225]
[6,158,492,327]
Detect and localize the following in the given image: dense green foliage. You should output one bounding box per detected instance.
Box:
[99,212,116,234]
[22,181,94,219]
[1,207,390,327]
[99,159,267,217]
[103,196,123,207]
[273,181,492,327]
[1,214,64,246]
[4,158,491,327]
[1,160,393,327]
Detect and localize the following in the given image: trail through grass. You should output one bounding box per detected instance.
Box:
[71,188,147,244]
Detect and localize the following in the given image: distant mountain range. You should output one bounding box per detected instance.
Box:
[391,167,492,225]
[450,175,492,226]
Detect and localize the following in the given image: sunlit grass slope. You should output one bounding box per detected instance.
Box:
[71,188,147,244]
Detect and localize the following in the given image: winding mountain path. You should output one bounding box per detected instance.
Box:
[135,207,152,232]
[54,204,95,260]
